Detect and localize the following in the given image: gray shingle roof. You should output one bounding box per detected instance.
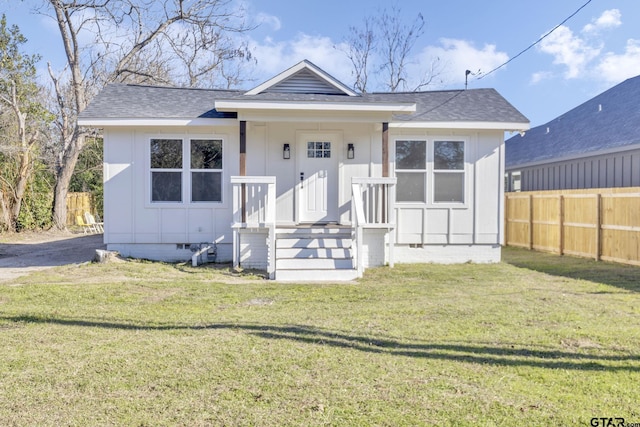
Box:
[506,74,640,168]
[80,83,529,125]
[80,84,241,119]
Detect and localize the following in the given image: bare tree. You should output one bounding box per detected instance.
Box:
[35,0,254,229]
[340,16,375,93]
[0,15,51,232]
[377,6,425,92]
[340,6,440,93]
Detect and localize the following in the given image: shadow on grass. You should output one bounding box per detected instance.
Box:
[502,247,640,293]
[4,315,639,372]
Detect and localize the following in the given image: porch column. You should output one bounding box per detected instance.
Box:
[240,120,247,223]
[381,122,389,222]
[382,122,389,177]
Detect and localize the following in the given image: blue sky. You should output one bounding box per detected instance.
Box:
[2,0,640,126]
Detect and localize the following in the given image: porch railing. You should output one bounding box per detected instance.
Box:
[351,177,397,277]
[231,176,276,279]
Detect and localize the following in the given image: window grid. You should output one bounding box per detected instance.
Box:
[394,139,466,204]
[307,141,331,158]
[150,138,183,203]
[149,137,224,204]
[190,139,223,203]
[395,140,427,203]
[433,140,465,203]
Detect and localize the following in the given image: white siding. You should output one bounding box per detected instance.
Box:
[392,131,504,247]
[104,121,506,266]
[394,244,501,264]
[239,229,269,270]
[103,125,239,252]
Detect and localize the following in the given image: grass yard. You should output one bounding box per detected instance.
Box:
[1,247,639,426]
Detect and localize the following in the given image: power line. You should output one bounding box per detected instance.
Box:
[476,0,593,81]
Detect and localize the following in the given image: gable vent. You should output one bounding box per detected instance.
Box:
[264,69,347,95]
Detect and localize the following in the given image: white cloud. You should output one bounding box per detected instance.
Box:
[249,34,353,85]
[256,13,281,31]
[583,9,621,33]
[419,38,509,86]
[530,71,553,85]
[596,39,640,83]
[537,25,601,79]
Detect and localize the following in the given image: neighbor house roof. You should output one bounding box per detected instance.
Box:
[506,74,640,169]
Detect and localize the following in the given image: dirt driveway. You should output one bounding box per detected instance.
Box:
[0,231,106,282]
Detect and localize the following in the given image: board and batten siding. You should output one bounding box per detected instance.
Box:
[103,123,507,265]
[392,131,505,248]
[103,126,239,261]
[507,147,640,191]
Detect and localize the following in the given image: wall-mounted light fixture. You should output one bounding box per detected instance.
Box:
[283,143,291,159]
[347,143,355,159]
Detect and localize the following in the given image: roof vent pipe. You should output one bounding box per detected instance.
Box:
[598,104,602,112]
[546,127,550,134]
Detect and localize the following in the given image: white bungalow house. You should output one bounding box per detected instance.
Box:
[78,60,529,280]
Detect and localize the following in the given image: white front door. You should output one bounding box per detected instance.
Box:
[298,136,339,223]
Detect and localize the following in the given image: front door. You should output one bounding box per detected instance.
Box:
[298,134,339,223]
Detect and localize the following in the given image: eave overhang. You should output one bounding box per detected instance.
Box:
[390,121,531,131]
[77,118,238,127]
[214,99,416,114]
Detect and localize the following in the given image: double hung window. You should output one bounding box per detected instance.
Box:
[433,141,465,203]
[151,138,183,202]
[150,137,223,204]
[395,140,427,203]
[191,139,223,202]
[395,139,466,204]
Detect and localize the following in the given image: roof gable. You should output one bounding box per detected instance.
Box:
[245,60,357,96]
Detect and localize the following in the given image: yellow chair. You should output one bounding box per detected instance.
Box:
[76,215,96,234]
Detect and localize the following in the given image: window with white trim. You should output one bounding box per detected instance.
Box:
[151,138,183,202]
[395,140,426,203]
[149,137,223,204]
[191,139,223,202]
[433,140,465,203]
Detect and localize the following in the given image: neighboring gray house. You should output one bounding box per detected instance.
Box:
[79,60,529,280]
[505,74,640,192]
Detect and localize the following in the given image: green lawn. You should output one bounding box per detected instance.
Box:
[1,247,639,426]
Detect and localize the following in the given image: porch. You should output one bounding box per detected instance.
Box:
[231,176,396,280]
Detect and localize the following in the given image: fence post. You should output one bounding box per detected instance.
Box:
[528,194,534,250]
[595,193,601,261]
[504,194,509,246]
[559,195,564,255]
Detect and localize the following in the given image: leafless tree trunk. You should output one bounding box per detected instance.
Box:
[39,0,253,229]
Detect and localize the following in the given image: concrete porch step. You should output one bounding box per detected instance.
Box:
[276,227,350,238]
[277,247,352,259]
[276,257,354,270]
[276,238,352,249]
[273,226,356,282]
[275,268,358,282]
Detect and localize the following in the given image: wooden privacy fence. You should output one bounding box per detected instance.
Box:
[505,187,640,266]
[66,192,93,226]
